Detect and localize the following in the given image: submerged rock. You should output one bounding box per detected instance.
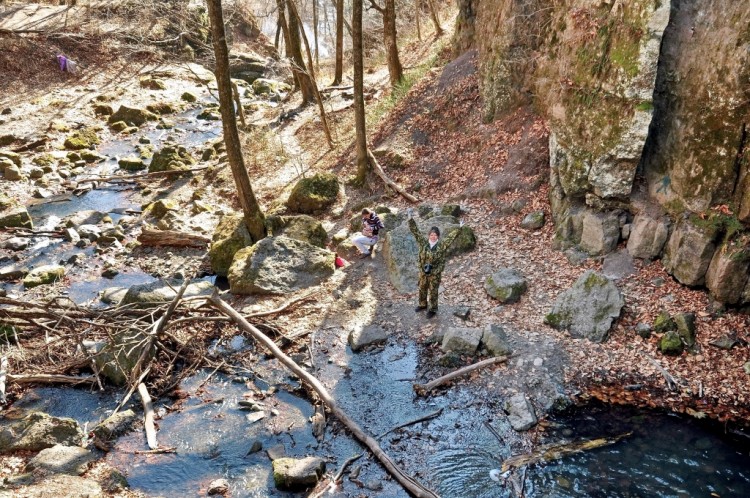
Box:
[120,279,214,306]
[23,265,65,288]
[92,409,137,441]
[545,270,624,343]
[228,236,335,295]
[272,456,326,490]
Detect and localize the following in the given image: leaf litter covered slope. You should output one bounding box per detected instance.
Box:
[294,45,750,425]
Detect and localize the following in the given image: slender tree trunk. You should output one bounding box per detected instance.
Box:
[288,0,334,147]
[313,0,319,69]
[427,0,443,36]
[206,0,266,241]
[353,0,369,183]
[383,0,403,86]
[333,0,344,84]
[415,0,421,40]
[286,0,315,104]
[276,0,293,59]
[274,20,281,51]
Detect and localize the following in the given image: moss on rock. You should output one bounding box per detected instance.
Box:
[209,214,253,277]
[286,173,340,214]
[63,128,101,150]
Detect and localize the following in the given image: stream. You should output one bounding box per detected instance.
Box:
[11,341,750,497]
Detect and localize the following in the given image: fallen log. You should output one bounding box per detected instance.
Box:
[6,373,97,386]
[209,293,440,498]
[367,148,419,203]
[414,356,510,397]
[138,382,159,450]
[137,229,211,248]
[501,432,632,472]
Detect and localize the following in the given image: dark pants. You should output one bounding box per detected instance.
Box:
[418,272,441,312]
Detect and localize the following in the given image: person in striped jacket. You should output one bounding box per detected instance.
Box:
[352,208,385,258]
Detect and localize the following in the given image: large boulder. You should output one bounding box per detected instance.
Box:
[272,456,325,490]
[579,210,620,256]
[266,215,327,248]
[148,144,196,173]
[252,78,292,96]
[627,214,670,260]
[108,105,158,126]
[705,239,750,304]
[228,236,335,295]
[545,270,624,343]
[120,279,214,306]
[0,208,32,229]
[662,218,717,286]
[0,412,83,452]
[484,268,527,303]
[382,215,476,293]
[286,173,340,214]
[23,265,65,288]
[209,214,254,277]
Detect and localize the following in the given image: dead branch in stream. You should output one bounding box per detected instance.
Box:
[137,229,211,248]
[414,356,511,396]
[209,292,441,498]
[501,432,632,472]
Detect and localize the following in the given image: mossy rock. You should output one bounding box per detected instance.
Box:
[63,128,101,150]
[108,106,158,127]
[209,214,253,277]
[485,268,527,303]
[118,157,146,171]
[660,331,683,355]
[653,311,676,333]
[197,109,221,121]
[139,77,166,90]
[286,173,340,214]
[0,193,13,211]
[109,121,128,132]
[0,208,33,229]
[80,150,106,163]
[148,145,196,173]
[0,150,21,166]
[252,78,292,96]
[23,265,65,288]
[181,92,197,103]
[146,102,178,115]
[32,154,56,167]
[93,104,113,116]
[674,312,696,347]
[267,215,327,248]
[144,199,179,219]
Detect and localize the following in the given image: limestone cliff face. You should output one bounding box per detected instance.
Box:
[455,0,750,304]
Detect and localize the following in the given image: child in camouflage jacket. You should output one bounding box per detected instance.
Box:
[407,210,463,318]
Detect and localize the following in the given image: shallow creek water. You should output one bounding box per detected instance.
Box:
[13,342,750,497]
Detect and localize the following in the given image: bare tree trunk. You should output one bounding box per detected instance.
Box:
[206,0,266,241]
[288,0,334,147]
[313,0,319,69]
[274,20,282,51]
[383,0,403,86]
[352,0,369,184]
[426,0,443,36]
[276,0,293,59]
[286,0,315,104]
[333,0,344,84]
[367,0,402,87]
[415,0,421,40]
